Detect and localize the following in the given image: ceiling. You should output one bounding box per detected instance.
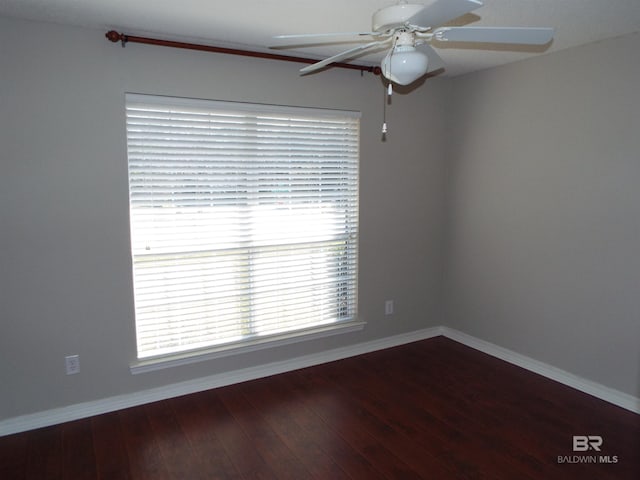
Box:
[2,0,640,77]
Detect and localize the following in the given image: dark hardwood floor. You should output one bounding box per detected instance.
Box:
[1,336,639,479]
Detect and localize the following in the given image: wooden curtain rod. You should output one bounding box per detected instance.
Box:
[105,31,382,76]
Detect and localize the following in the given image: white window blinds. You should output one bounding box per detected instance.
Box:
[125,94,360,360]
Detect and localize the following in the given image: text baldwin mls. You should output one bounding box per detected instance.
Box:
[558,436,619,464]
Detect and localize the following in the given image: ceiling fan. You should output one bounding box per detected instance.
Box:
[272,0,554,85]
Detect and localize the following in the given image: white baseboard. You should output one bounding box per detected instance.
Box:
[441,327,640,414]
[2,325,638,437]
[0,327,442,437]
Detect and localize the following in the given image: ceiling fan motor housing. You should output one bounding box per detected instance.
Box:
[393,30,417,46]
[372,3,425,32]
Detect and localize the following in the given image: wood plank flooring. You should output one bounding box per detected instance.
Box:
[1,336,639,479]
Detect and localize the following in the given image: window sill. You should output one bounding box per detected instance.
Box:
[130,320,366,375]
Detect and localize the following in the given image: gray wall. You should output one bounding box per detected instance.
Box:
[2,12,639,422]
[445,32,640,397]
[0,16,448,419]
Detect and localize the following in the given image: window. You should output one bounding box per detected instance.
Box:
[125,94,360,363]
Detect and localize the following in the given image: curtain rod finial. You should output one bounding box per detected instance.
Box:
[105,30,121,43]
[106,30,128,47]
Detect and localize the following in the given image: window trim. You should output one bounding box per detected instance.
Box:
[130,319,366,374]
[126,93,362,121]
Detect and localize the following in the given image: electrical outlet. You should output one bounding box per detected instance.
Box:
[65,355,80,375]
[385,299,394,316]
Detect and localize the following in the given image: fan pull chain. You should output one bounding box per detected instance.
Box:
[382,82,392,136]
[382,84,388,135]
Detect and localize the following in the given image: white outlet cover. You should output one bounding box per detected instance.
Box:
[385,300,394,315]
[65,355,80,375]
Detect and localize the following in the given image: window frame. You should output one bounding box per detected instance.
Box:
[125,93,363,373]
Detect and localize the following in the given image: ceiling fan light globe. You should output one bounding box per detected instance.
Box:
[381,46,429,85]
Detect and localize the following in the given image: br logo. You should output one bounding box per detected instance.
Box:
[573,435,603,452]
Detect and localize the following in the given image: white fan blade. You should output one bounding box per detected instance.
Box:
[416,43,446,73]
[274,32,380,40]
[300,40,389,74]
[407,0,483,29]
[271,31,386,49]
[435,27,554,45]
